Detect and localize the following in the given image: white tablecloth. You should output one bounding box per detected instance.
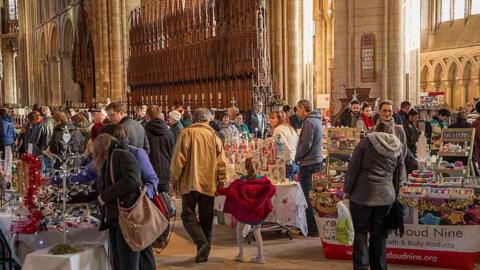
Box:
[0,212,107,265]
[22,245,111,270]
[215,182,308,235]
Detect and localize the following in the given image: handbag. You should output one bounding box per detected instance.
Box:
[109,150,169,252]
[383,201,404,237]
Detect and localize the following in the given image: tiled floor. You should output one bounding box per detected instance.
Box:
[154,221,476,270]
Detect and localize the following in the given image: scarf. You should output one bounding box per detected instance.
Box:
[361,113,374,129]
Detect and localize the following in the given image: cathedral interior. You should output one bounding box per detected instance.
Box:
[1,0,480,113]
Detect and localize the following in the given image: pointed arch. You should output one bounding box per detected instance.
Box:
[420,65,429,92]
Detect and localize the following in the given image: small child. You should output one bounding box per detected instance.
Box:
[219,157,276,264]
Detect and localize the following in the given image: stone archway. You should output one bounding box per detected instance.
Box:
[49,26,61,106]
[62,19,80,104]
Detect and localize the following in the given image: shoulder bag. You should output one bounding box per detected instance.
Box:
[110,149,169,252]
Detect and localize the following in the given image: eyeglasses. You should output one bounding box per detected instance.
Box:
[381,110,392,113]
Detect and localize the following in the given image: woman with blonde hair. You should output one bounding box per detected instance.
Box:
[269,111,299,180]
[92,134,156,270]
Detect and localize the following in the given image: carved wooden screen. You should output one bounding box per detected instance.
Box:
[128,0,272,113]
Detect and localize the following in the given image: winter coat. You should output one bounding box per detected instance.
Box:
[356,114,375,131]
[449,120,470,129]
[289,114,303,130]
[339,110,359,128]
[235,123,251,139]
[247,110,267,139]
[182,119,193,128]
[218,176,276,224]
[30,117,54,155]
[344,132,406,206]
[403,120,420,154]
[272,124,298,164]
[295,111,323,167]
[209,120,225,142]
[145,119,175,186]
[170,121,184,142]
[220,124,240,142]
[170,122,227,197]
[1,116,16,147]
[394,110,408,125]
[97,141,142,230]
[375,118,408,159]
[119,116,150,153]
[71,146,158,199]
[49,123,74,155]
[70,125,89,154]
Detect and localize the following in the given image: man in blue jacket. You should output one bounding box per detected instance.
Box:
[295,100,323,237]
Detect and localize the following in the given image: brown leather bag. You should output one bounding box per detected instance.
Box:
[110,149,169,252]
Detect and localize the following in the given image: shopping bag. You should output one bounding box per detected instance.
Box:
[335,199,354,246]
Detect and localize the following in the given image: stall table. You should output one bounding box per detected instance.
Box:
[215,182,308,236]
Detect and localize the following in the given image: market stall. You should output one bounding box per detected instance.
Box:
[312,129,480,270]
[0,153,107,268]
[215,136,308,237]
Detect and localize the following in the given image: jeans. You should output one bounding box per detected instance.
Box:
[299,163,322,234]
[108,219,156,270]
[350,201,390,270]
[286,163,299,181]
[181,191,214,258]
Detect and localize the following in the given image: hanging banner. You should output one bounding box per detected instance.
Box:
[318,217,480,270]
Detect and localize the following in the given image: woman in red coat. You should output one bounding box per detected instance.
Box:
[218,158,276,264]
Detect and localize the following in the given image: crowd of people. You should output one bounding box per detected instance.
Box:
[0,99,323,269]
[6,96,476,269]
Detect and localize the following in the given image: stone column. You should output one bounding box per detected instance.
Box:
[286,0,303,105]
[270,0,285,98]
[109,0,123,101]
[387,0,405,105]
[2,47,15,104]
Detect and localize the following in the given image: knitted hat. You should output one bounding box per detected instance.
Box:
[168,110,182,122]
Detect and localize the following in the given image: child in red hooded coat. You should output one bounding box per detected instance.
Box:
[218,157,276,264]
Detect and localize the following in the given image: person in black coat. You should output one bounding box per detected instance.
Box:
[403,109,420,155]
[144,106,175,193]
[93,134,156,270]
[447,112,478,176]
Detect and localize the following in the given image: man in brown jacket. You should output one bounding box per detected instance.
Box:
[171,108,227,263]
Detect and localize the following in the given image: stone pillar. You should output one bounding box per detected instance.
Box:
[387,0,405,105]
[270,0,285,98]
[109,0,123,101]
[286,0,303,105]
[2,48,15,104]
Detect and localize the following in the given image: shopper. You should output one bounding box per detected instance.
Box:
[170,108,227,263]
[376,100,407,158]
[144,105,175,193]
[356,103,375,131]
[289,106,303,130]
[269,111,299,180]
[49,112,71,156]
[92,134,156,270]
[340,100,361,127]
[426,108,450,145]
[294,99,322,237]
[394,101,411,125]
[17,111,40,155]
[344,122,406,270]
[106,101,150,153]
[465,102,475,114]
[403,109,420,155]
[0,108,16,153]
[70,113,90,154]
[234,113,250,139]
[449,111,470,129]
[167,110,184,142]
[472,103,480,170]
[218,157,276,264]
[220,112,240,142]
[247,101,267,139]
[182,111,193,128]
[282,105,292,125]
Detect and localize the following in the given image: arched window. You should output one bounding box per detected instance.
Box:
[472,0,480,14]
[453,0,465,19]
[441,0,452,22]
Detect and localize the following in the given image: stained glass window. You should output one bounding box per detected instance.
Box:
[441,0,452,22]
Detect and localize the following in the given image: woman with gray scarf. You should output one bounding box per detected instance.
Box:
[343,122,406,270]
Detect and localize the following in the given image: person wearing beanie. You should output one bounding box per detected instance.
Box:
[168,110,184,141]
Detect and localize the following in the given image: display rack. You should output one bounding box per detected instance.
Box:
[325,127,360,174]
[434,128,476,179]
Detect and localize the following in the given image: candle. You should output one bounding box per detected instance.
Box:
[209,93,213,100]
